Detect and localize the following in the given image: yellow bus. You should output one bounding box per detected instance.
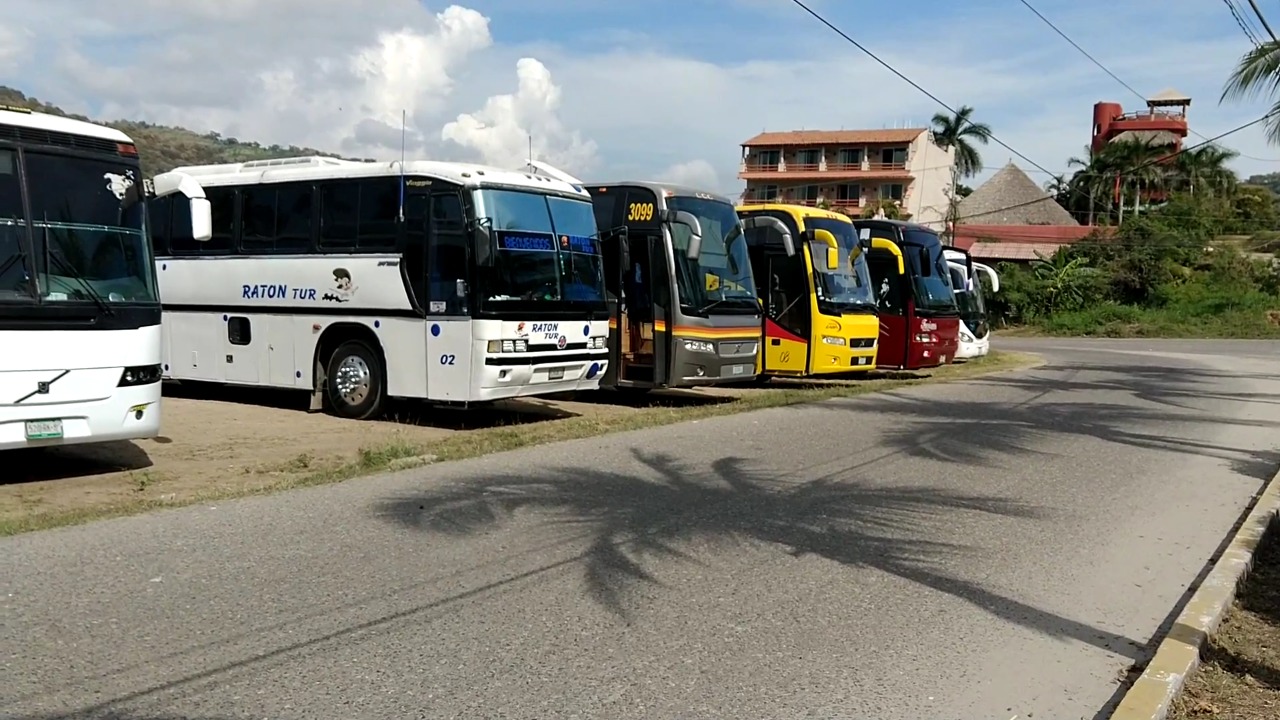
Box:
[736,203,879,377]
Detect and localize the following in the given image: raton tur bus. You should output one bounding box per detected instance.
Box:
[736,203,879,377]
[148,156,611,419]
[853,218,960,370]
[944,247,1000,360]
[1,105,211,450]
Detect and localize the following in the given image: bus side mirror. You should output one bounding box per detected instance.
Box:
[189,198,212,242]
[666,210,703,259]
[741,215,795,257]
[812,228,839,271]
[918,247,931,276]
[472,217,496,267]
[608,226,631,270]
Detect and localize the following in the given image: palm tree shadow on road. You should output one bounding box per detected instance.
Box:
[374,447,1144,657]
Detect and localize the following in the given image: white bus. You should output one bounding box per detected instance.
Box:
[0,105,211,450]
[944,247,1000,360]
[147,156,612,419]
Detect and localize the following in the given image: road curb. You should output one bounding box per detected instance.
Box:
[1108,465,1280,720]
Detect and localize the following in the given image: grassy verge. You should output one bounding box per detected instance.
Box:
[0,350,1040,537]
[1169,518,1280,719]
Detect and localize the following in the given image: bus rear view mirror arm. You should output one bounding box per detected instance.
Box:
[741,216,795,257]
[810,228,840,271]
[151,170,213,242]
[663,209,703,259]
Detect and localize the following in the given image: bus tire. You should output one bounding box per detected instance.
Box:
[324,340,386,420]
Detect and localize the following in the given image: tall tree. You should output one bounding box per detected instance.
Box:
[931,105,992,243]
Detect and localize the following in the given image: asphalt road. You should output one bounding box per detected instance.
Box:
[4,338,1279,720]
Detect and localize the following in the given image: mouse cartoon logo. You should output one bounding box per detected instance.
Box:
[321,268,358,303]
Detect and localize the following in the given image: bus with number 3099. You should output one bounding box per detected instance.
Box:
[147,156,612,419]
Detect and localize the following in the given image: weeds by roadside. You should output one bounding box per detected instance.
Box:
[1170,518,1280,719]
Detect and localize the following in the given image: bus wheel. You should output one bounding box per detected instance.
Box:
[325,340,386,420]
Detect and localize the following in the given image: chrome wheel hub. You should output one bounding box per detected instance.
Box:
[334,355,371,406]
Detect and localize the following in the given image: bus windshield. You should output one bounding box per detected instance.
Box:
[474,188,607,309]
[1,148,155,305]
[666,195,757,315]
[805,216,876,313]
[949,265,985,319]
[902,229,958,315]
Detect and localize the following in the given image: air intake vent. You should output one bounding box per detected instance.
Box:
[0,125,119,154]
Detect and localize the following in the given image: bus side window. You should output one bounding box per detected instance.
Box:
[239,186,277,253]
[357,178,399,251]
[274,182,314,253]
[866,252,904,315]
[427,192,468,314]
[318,181,359,249]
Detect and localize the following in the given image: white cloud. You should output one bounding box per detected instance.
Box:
[4,0,1279,200]
[441,57,598,173]
[659,159,721,191]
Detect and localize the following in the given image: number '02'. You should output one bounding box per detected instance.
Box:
[439,354,456,365]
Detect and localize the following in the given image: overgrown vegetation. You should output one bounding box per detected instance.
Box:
[990,154,1280,338]
[1,86,368,175]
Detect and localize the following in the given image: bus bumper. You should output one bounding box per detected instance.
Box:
[475,354,610,400]
[0,382,162,451]
[670,340,758,386]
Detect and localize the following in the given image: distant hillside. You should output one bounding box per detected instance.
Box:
[1247,172,1280,197]
[0,87,367,176]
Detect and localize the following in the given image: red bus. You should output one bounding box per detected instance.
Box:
[852,219,960,370]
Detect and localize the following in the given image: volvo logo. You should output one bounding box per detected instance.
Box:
[556,335,567,350]
[14,370,69,404]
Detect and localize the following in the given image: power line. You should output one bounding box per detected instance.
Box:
[1019,0,1280,162]
[1225,0,1264,45]
[785,0,1057,180]
[1245,0,1278,40]
[785,0,1280,226]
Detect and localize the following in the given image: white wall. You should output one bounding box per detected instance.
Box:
[904,132,956,229]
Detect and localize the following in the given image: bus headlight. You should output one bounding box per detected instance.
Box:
[589,336,607,349]
[486,340,529,353]
[960,331,974,343]
[118,364,162,387]
[821,335,846,346]
[682,339,716,354]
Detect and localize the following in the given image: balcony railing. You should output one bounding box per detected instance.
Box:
[740,160,907,174]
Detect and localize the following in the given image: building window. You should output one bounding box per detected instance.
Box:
[880,147,907,167]
[837,149,862,167]
[797,149,820,166]
[761,185,779,201]
[755,150,780,168]
[837,184,861,202]
[880,183,904,201]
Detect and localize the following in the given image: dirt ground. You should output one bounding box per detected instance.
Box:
[0,380,654,526]
[1170,519,1280,719]
[0,353,1028,533]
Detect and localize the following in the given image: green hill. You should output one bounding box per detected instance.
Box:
[0,86,368,176]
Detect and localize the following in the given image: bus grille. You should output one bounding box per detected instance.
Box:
[849,337,876,349]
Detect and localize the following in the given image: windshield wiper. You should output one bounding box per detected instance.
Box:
[697,296,756,315]
[42,230,114,316]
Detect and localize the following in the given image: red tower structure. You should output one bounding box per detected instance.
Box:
[1090,89,1190,157]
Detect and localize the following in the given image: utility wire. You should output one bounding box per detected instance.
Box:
[1020,0,1279,162]
[785,0,1280,225]
[785,0,1057,181]
[1225,0,1264,46]
[1246,0,1278,40]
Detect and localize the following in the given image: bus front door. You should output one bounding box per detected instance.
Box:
[867,239,908,369]
[616,232,671,387]
[761,248,810,375]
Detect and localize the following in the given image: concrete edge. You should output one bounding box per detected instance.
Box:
[1109,465,1280,720]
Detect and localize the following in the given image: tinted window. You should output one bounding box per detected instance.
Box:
[148,195,171,256]
[427,192,469,314]
[204,186,236,254]
[357,178,399,250]
[0,148,27,300]
[274,183,313,252]
[240,186,276,250]
[319,181,359,247]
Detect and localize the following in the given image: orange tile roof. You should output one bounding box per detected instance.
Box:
[742,129,926,147]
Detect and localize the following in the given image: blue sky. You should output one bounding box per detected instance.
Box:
[2,0,1278,194]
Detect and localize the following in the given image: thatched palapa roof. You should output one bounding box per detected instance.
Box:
[956,162,1078,226]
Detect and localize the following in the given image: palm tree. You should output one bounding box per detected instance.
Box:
[1222,41,1280,145]
[931,105,993,178]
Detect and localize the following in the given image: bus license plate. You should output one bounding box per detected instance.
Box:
[25,419,63,440]
[548,367,565,381]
